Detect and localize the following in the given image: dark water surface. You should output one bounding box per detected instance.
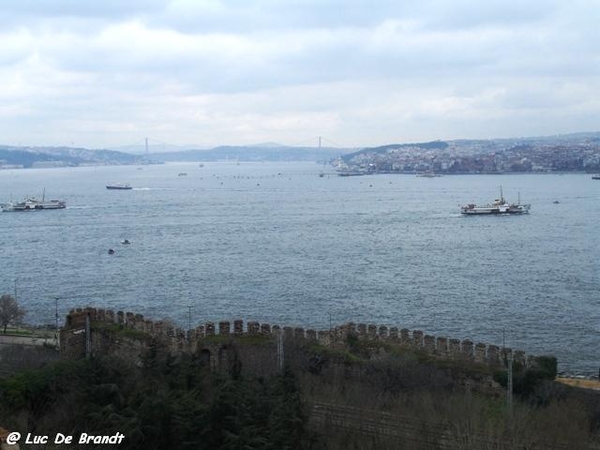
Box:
[0,162,598,373]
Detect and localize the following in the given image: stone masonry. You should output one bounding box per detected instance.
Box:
[60,307,532,370]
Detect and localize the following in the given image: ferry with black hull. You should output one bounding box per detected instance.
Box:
[337,170,367,177]
[106,183,133,190]
[461,188,530,215]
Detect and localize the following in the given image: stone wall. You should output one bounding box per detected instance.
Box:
[0,343,60,376]
[60,307,530,370]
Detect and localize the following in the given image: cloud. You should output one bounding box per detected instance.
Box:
[0,0,598,147]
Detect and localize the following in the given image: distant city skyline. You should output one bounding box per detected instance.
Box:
[1,1,599,149]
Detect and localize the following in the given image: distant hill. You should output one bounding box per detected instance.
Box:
[0,145,138,168]
[337,132,600,174]
[0,144,353,167]
[2,131,600,168]
[341,140,449,162]
[0,148,59,167]
[148,144,352,163]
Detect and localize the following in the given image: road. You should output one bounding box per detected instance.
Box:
[0,333,55,346]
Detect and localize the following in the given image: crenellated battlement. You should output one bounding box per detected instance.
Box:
[61,307,531,369]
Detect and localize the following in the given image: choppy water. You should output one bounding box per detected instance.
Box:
[0,162,598,374]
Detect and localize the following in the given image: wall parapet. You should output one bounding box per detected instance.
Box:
[63,308,531,368]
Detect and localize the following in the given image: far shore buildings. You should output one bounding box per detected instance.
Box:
[0,160,23,169]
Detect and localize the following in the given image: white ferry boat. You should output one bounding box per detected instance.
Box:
[461,188,530,215]
[2,191,66,212]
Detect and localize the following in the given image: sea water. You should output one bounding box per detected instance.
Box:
[0,162,598,374]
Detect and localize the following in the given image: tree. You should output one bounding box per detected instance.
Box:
[0,294,26,333]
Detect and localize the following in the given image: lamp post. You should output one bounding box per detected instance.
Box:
[14,279,19,331]
[54,297,59,348]
[329,311,332,347]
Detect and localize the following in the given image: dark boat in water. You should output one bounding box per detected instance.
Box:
[337,170,367,177]
[106,183,133,190]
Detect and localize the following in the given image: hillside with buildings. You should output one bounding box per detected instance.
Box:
[2,132,600,171]
[0,145,139,168]
[337,132,600,174]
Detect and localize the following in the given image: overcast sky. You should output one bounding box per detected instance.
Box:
[1,0,598,149]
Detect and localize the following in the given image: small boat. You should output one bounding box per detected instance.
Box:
[461,187,530,215]
[121,239,131,245]
[108,249,115,255]
[106,183,132,190]
[178,172,188,177]
[416,171,442,178]
[592,174,600,180]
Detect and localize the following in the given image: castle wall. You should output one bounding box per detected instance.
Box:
[61,308,532,372]
[0,344,60,376]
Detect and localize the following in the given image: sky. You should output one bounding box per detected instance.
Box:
[1,0,599,150]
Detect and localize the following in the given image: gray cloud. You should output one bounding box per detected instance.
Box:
[0,0,598,147]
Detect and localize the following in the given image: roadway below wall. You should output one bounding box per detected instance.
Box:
[0,335,60,376]
[0,333,55,346]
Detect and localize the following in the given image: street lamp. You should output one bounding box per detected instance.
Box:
[54,297,59,348]
[188,305,192,332]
